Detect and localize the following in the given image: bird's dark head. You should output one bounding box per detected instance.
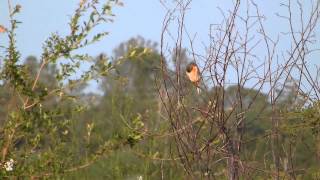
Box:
[186,62,197,73]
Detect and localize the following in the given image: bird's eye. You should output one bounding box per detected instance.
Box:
[186,65,193,72]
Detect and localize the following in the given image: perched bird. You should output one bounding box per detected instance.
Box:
[0,25,7,33]
[186,62,201,94]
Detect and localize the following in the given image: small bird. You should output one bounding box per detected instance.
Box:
[186,62,201,94]
[0,25,7,33]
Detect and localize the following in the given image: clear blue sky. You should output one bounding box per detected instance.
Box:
[1,0,308,59]
[0,0,319,92]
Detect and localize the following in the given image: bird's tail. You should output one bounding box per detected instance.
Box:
[197,87,201,94]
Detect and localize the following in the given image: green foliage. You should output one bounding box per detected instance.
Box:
[282,102,320,136]
[123,113,145,147]
[0,0,138,178]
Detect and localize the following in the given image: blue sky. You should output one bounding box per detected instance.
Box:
[0,0,319,93]
[0,0,166,58]
[0,0,305,59]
